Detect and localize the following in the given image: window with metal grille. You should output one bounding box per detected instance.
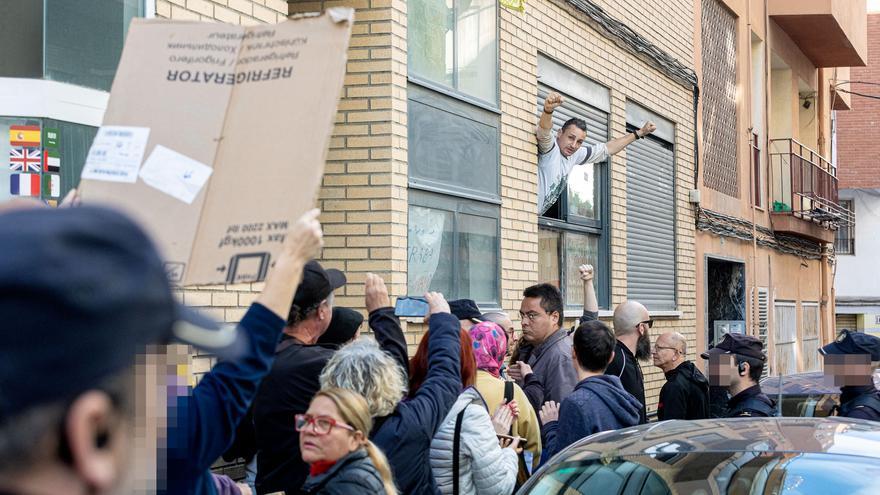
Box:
[754,287,770,379]
[801,303,820,372]
[701,0,739,198]
[835,199,855,255]
[774,301,797,376]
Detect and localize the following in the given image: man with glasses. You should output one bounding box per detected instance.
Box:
[652,332,709,420]
[606,300,652,424]
[509,283,578,409]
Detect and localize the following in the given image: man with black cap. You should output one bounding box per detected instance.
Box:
[252,260,347,494]
[0,205,323,495]
[450,298,483,330]
[820,329,880,421]
[702,333,775,418]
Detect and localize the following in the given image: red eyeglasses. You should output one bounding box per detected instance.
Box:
[295,414,356,436]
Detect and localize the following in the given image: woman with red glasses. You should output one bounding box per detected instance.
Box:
[298,388,397,494]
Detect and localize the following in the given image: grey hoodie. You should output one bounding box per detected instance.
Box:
[541,375,642,462]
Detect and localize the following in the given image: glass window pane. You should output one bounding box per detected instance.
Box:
[44,0,142,91]
[567,162,600,220]
[564,231,599,308]
[456,0,496,103]
[408,0,454,88]
[407,206,454,296]
[538,228,561,288]
[45,119,99,201]
[458,213,497,303]
[407,86,499,198]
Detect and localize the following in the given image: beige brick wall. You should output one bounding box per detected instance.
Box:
[298,0,699,414]
[157,0,289,24]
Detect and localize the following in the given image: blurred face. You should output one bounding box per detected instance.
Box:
[498,316,516,354]
[651,335,680,371]
[299,396,362,464]
[556,125,587,157]
[823,353,874,387]
[519,297,559,346]
[708,354,736,387]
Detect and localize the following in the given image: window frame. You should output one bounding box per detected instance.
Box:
[835,199,855,255]
[406,0,501,109]
[407,189,501,309]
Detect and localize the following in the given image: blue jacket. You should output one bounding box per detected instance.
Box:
[542,375,641,462]
[166,303,285,495]
[371,312,461,495]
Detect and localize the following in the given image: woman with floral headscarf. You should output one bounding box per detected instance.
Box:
[469,321,543,481]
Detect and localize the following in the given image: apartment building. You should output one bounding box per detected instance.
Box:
[835,8,880,336]
[695,0,865,376]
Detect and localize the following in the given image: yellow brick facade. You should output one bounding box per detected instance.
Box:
[157,0,699,414]
[286,0,699,412]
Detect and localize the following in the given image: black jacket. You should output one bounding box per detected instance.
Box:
[839,386,880,421]
[726,384,775,417]
[657,361,709,421]
[253,307,408,495]
[301,449,388,495]
[605,341,647,424]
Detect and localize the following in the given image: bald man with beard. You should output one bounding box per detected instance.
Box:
[604,301,652,424]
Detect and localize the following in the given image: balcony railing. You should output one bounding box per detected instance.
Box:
[769,138,854,230]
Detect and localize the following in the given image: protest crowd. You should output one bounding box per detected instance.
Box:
[2,10,880,495]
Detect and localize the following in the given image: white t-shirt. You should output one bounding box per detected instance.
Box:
[536,126,608,215]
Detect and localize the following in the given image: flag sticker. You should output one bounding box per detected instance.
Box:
[43,149,60,173]
[10,174,40,197]
[10,147,42,172]
[9,125,41,147]
[43,128,59,148]
[42,174,60,198]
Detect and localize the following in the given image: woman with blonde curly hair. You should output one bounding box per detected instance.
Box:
[320,292,463,495]
[299,388,397,494]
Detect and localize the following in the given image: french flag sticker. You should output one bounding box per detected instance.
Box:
[10,174,41,197]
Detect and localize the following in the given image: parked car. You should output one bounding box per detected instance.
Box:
[760,371,839,417]
[519,417,880,494]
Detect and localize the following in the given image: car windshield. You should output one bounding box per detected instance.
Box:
[524,452,880,494]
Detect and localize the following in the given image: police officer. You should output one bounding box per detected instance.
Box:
[702,333,775,417]
[820,329,880,421]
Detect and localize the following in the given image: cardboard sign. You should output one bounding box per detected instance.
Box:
[79,10,353,286]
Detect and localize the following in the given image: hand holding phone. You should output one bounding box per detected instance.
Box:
[497,434,523,452]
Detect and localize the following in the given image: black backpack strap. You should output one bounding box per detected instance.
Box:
[504,380,515,435]
[452,407,466,495]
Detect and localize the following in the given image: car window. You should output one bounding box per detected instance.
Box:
[524,453,880,494]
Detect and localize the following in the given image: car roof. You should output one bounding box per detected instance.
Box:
[760,371,838,394]
[556,417,880,461]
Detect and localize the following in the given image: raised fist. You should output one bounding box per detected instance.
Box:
[543,91,564,114]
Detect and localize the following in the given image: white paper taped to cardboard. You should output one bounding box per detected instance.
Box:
[139,145,213,204]
[81,126,151,183]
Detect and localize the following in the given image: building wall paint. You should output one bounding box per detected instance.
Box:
[836,189,880,298]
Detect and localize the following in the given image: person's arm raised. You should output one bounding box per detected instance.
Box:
[579,264,598,324]
[604,121,657,155]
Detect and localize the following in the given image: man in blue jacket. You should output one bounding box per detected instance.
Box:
[538,320,641,462]
[0,205,323,495]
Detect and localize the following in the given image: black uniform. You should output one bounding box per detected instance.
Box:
[657,360,710,420]
[726,384,776,417]
[838,386,880,421]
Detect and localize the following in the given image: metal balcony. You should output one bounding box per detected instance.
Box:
[768,138,854,243]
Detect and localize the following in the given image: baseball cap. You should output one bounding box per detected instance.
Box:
[0,206,245,420]
[317,307,364,347]
[449,299,482,321]
[290,261,346,319]
[820,329,880,361]
[701,333,766,361]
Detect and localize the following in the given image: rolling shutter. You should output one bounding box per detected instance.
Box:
[626,131,676,311]
[537,84,609,148]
